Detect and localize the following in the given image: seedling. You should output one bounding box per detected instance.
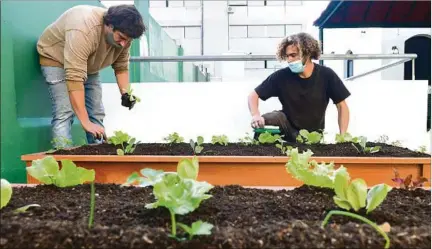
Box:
[122,168,165,187]
[177,220,214,240]
[351,136,381,154]
[391,168,428,190]
[375,134,389,143]
[285,148,343,189]
[335,132,360,143]
[390,140,402,147]
[88,181,96,229]
[190,136,204,154]
[417,145,427,153]
[1,178,41,213]
[108,130,139,155]
[322,210,390,249]
[1,179,12,209]
[296,129,323,144]
[142,157,214,240]
[164,132,185,144]
[238,132,259,146]
[26,156,95,187]
[275,138,292,155]
[211,135,229,146]
[126,84,141,102]
[258,131,281,144]
[333,168,392,213]
[47,136,74,152]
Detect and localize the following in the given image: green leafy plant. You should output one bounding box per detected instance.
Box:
[375,134,389,143]
[258,132,281,144]
[142,157,214,240]
[126,84,141,103]
[190,136,204,154]
[122,168,165,187]
[333,168,392,213]
[1,178,41,213]
[351,136,381,154]
[285,148,344,188]
[417,145,427,153]
[211,135,229,146]
[335,132,362,143]
[108,130,139,155]
[164,132,185,144]
[321,210,390,249]
[238,132,259,146]
[177,220,214,240]
[26,156,95,187]
[391,168,428,190]
[296,129,323,144]
[275,138,293,155]
[1,179,12,209]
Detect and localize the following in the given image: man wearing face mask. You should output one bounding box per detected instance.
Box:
[37,4,145,148]
[247,32,351,142]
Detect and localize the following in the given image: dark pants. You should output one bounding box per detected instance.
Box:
[260,110,299,142]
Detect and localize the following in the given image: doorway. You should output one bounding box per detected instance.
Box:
[404,34,431,131]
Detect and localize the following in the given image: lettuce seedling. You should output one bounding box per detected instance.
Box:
[26,156,95,187]
[164,132,185,144]
[108,130,139,155]
[275,138,293,155]
[391,168,428,190]
[177,220,214,240]
[1,179,12,209]
[211,135,229,146]
[142,157,214,239]
[296,129,323,144]
[258,132,281,144]
[285,148,343,188]
[351,136,381,154]
[190,136,204,154]
[126,85,141,103]
[122,168,165,187]
[333,168,392,213]
[238,132,259,146]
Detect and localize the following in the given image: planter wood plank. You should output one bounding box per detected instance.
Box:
[21,152,431,187]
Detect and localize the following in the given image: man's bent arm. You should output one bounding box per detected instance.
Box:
[69,89,91,126]
[248,91,261,117]
[336,100,349,134]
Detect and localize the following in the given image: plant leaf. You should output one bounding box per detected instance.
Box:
[333,196,352,210]
[177,157,199,180]
[346,178,367,211]
[1,179,12,209]
[333,166,350,199]
[14,204,40,213]
[26,156,60,184]
[366,183,392,214]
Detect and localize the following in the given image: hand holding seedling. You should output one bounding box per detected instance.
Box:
[121,85,141,110]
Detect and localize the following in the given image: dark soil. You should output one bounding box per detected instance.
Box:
[1,184,430,249]
[49,142,430,157]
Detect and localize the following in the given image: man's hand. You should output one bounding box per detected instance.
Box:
[82,120,105,140]
[121,93,136,110]
[251,114,265,128]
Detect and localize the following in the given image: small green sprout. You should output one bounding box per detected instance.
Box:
[352,136,381,154]
[211,135,229,146]
[122,168,165,187]
[108,130,139,155]
[333,168,392,213]
[417,145,428,153]
[275,138,292,155]
[164,132,185,144]
[238,132,259,146]
[177,220,214,240]
[190,136,204,154]
[127,85,141,102]
[26,156,95,187]
[296,129,323,144]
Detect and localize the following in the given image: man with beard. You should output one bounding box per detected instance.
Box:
[37,4,145,148]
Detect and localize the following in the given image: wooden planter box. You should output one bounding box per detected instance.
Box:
[21,152,431,187]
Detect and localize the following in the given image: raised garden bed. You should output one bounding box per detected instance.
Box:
[21,139,431,187]
[1,183,430,248]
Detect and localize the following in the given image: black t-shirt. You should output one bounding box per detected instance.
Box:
[254,63,351,132]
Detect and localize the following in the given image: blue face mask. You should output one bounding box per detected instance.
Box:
[287,59,305,73]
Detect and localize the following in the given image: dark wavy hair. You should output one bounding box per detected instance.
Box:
[276,32,321,62]
[103,5,146,39]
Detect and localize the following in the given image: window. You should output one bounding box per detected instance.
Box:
[285,24,302,36]
[248,26,266,38]
[164,27,185,40]
[266,25,285,38]
[228,0,247,6]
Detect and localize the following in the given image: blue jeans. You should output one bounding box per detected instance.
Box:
[41,66,105,149]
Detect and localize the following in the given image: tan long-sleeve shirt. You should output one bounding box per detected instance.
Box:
[37,5,131,91]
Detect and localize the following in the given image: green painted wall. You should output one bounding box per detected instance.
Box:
[0,0,209,183]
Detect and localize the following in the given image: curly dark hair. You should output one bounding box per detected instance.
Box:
[103,5,146,39]
[276,32,321,62]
